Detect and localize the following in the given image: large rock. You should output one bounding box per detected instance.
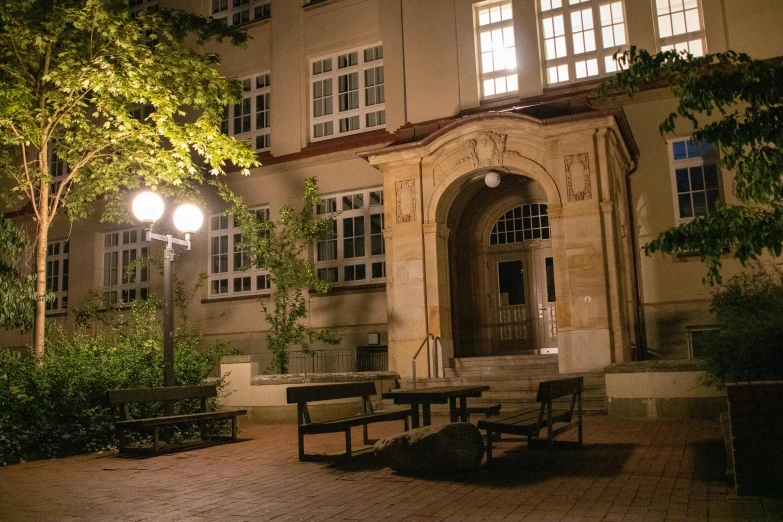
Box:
[374,422,484,475]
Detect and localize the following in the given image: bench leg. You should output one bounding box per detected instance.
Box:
[345,428,352,458]
[117,428,126,452]
[403,416,409,432]
[449,397,458,422]
[363,423,370,446]
[153,427,159,453]
[199,420,206,441]
[486,431,493,464]
[231,416,238,442]
[298,429,305,462]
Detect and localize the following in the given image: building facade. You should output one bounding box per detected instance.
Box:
[3,0,783,377]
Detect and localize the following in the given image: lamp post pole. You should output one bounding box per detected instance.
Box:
[162,239,175,391]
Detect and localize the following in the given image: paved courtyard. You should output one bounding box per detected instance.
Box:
[0,417,780,522]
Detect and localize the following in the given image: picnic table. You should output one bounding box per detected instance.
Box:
[382,385,490,428]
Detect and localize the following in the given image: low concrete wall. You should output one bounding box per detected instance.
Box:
[605,360,726,419]
[220,355,401,423]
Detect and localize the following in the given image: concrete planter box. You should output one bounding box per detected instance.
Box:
[219,355,401,424]
[726,381,783,496]
[605,360,726,419]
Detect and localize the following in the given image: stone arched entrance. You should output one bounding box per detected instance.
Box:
[363,113,637,377]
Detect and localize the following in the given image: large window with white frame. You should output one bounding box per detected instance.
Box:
[222,73,271,152]
[310,44,385,142]
[211,0,270,26]
[102,229,150,306]
[654,0,705,56]
[208,209,271,298]
[315,188,385,286]
[668,137,722,223]
[45,240,69,313]
[538,0,629,86]
[476,2,519,99]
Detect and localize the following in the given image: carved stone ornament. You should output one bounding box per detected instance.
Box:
[395,179,417,223]
[458,131,508,169]
[564,153,592,201]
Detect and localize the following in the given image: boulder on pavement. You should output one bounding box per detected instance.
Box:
[374,422,484,475]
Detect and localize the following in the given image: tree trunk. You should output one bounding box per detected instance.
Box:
[33,179,50,367]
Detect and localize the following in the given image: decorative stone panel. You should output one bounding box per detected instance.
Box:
[395,179,417,223]
[564,153,592,201]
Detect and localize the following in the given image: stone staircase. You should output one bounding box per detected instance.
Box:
[383,355,607,421]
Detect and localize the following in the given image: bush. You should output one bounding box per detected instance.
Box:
[704,264,783,384]
[0,299,234,465]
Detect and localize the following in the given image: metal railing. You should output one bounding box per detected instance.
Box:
[412,333,442,387]
[356,346,389,372]
[288,349,356,374]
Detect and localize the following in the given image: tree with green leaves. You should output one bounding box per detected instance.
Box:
[0,0,258,362]
[0,215,38,331]
[218,178,341,374]
[595,48,783,284]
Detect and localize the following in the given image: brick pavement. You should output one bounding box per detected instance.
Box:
[0,417,781,521]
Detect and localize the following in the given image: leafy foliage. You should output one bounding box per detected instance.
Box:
[0,215,39,331]
[595,48,783,283]
[218,178,341,374]
[0,298,234,465]
[701,264,783,384]
[0,0,259,359]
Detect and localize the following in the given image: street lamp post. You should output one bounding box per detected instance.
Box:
[132,193,204,414]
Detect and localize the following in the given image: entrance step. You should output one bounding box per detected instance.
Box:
[387,358,607,418]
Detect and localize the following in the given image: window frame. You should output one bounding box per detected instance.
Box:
[101,228,150,306]
[667,137,723,224]
[309,43,385,143]
[653,0,706,57]
[475,1,520,100]
[207,208,272,299]
[210,0,270,26]
[314,188,386,287]
[223,72,271,153]
[537,0,630,87]
[45,239,69,314]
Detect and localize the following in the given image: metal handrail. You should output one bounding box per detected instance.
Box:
[412,333,442,387]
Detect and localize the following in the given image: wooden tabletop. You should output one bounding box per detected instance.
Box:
[382,385,490,402]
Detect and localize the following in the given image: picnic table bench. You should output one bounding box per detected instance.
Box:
[286,381,410,461]
[107,384,246,453]
[477,376,583,463]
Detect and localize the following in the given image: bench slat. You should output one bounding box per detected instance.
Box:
[477,408,571,436]
[108,385,217,405]
[300,409,410,434]
[536,377,583,403]
[286,382,377,404]
[115,409,246,429]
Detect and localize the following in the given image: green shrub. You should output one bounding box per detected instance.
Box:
[0,299,235,465]
[704,264,783,384]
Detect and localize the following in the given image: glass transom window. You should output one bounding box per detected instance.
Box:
[655,0,705,57]
[314,188,385,285]
[490,203,550,245]
[310,44,385,142]
[538,0,629,86]
[668,138,721,222]
[476,2,518,99]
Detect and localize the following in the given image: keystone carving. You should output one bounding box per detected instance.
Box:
[458,131,508,168]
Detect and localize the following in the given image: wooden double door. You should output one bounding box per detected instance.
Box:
[484,247,557,355]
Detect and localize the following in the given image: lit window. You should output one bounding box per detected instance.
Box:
[45,240,69,313]
[668,138,721,222]
[211,0,270,26]
[310,44,385,141]
[207,208,271,297]
[102,229,149,306]
[48,139,69,199]
[655,0,705,56]
[476,2,518,99]
[315,189,385,286]
[539,0,629,86]
[489,203,551,245]
[222,73,271,152]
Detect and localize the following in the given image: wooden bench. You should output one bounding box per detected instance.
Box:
[286,381,411,462]
[477,376,583,463]
[107,384,246,453]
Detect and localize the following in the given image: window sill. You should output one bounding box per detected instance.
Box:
[303,0,348,10]
[231,16,270,29]
[201,293,271,304]
[309,282,386,296]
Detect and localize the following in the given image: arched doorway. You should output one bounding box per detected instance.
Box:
[448,172,556,358]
